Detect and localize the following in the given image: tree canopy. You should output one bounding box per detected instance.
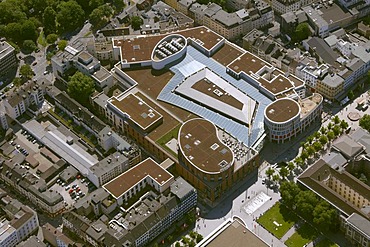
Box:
[58,40,68,51]
[20,64,34,79]
[56,0,85,34]
[292,23,311,43]
[67,72,95,105]
[130,16,143,30]
[360,114,370,132]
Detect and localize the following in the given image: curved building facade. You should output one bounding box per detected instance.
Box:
[264,94,323,143]
[151,34,187,70]
[177,118,235,202]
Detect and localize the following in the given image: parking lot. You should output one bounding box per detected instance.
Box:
[51,177,91,208]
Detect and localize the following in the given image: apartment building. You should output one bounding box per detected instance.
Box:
[42,223,75,247]
[0,81,45,122]
[0,196,39,247]
[0,160,65,216]
[188,0,273,40]
[0,41,17,77]
[272,0,314,14]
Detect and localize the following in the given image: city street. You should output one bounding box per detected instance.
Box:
[195,167,284,247]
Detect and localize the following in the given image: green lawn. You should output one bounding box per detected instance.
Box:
[315,239,338,247]
[156,124,181,157]
[37,30,47,47]
[285,223,319,247]
[257,202,299,239]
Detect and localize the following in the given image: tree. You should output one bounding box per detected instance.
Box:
[294,157,303,167]
[6,22,23,43]
[333,125,341,136]
[348,90,355,100]
[21,20,38,41]
[89,5,113,27]
[272,174,280,183]
[307,135,314,144]
[279,181,300,208]
[89,0,104,10]
[306,146,315,157]
[279,167,289,180]
[320,126,327,134]
[58,40,68,51]
[67,72,95,105]
[56,0,85,34]
[319,135,328,146]
[327,131,335,142]
[313,200,338,232]
[265,167,274,180]
[130,16,143,30]
[43,6,57,35]
[112,0,125,13]
[175,242,181,247]
[313,131,321,140]
[340,119,349,131]
[293,23,311,42]
[301,150,309,161]
[196,234,203,243]
[296,190,319,219]
[13,77,23,87]
[333,115,340,125]
[20,64,34,79]
[46,33,58,44]
[22,40,37,52]
[287,162,295,172]
[313,141,322,153]
[327,122,333,130]
[360,114,370,132]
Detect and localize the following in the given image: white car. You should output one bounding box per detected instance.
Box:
[65,185,70,191]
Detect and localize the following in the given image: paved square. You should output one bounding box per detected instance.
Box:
[243,192,271,215]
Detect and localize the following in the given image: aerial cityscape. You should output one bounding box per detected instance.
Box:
[0,0,369,246]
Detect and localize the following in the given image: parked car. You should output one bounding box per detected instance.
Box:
[65,185,70,191]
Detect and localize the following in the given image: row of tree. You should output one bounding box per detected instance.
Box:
[265,116,349,183]
[280,181,339,232]
[294,116,348,167]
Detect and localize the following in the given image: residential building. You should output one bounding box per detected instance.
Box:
[272,0,314,14]
[42,223,75,247]
[0,81,45,122]
[302,4,354,38]
[317,73,344,100]
[295,63,329,89]
[0,158,65,216]
[0,41,16,77]
[103,158,174,205]
[16,236,46,247]
[264,94,323,142]
[0,197,39,247]
[188,0,273,40]
[103,177,197,247]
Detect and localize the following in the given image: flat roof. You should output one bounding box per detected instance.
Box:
[175,68,256,125]
[110,93,163,131]
[103,158,173,198]
[113,26,224,63]
[199,219,269,247]
[178,118,233,174]
[212,43,245,66]
[265,98,300,123]
[227,52,267,74]
[259,73,294,95]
